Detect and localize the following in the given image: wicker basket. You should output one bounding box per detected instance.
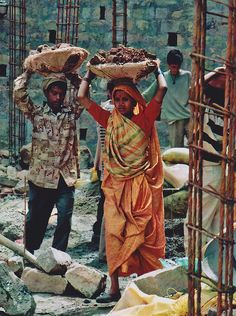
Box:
[24,45,89,77]
[87,59,160,83]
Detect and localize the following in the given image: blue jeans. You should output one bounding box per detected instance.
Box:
[26,176,75,253]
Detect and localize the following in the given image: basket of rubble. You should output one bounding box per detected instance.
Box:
[24,43,89,77]
[87,45,159,83]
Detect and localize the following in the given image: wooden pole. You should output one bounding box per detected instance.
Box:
[0,233,41,270]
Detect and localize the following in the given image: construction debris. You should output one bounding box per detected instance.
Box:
[0,262,36,316]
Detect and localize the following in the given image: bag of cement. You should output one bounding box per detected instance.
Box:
[162,147,189,165]
[87,45,159,83]
[24,43,89,76]
[163,162,189,188]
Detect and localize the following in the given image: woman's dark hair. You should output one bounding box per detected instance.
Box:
[167,49,183,66]
[107,81,115,94]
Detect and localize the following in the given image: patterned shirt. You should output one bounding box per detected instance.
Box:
[13,72,83,189]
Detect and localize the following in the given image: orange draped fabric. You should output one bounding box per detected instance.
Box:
[102,84,165,277]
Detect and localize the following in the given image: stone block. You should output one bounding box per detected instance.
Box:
[133,265,188,297]
[7,255,24,275]
[21,267,68,294]
[65,262,106,298]
[0,176,18,187]
[36,247,72,275]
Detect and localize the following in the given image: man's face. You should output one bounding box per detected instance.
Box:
[46,85,66,112]
[168,64,180,76]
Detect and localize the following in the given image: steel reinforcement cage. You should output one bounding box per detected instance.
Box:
[187,0,236,315]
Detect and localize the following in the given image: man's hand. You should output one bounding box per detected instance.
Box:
[21,68,34,80]
[63,53,81,73]
[65,73,82,89]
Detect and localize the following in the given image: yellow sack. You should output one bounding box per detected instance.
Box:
[90,167,99,183]
[109,282,221,316]
[162,148,189,165]
[74,169,94,188]
[109,282,188,316]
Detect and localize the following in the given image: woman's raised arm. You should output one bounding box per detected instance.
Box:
[77,70,96,110]
[152,68,168,104]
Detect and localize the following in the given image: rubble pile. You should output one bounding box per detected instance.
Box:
[0,246,106,315]
[19,247,106,298]
[87,45,159,82]
[89,45,157,65]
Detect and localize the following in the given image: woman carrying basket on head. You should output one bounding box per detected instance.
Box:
[77,66,167,303]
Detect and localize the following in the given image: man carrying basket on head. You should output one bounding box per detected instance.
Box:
[13,44,87,254]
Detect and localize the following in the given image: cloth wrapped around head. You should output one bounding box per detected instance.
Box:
[42,74,67,95]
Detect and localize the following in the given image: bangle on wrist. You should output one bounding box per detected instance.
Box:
[154,69,163,78]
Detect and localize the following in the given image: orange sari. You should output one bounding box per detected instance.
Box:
[102,84,165,277]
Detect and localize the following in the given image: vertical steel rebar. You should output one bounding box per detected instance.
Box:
[112,0,128,47]
[56,0,79,45]
[188,0,236,315]
[8,0,26,162]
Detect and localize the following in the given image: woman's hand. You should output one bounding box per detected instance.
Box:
[77,70,96,110]
[82,70,96,84]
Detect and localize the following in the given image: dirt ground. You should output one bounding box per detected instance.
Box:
[0,178,185,315]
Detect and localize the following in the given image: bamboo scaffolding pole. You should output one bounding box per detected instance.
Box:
[189,100,234,117]
[209,0,231,8]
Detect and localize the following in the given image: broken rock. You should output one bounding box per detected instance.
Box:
[21,267,68,294]
[0,262,36,315]
[65,261,106,298]
[7,255,24,276]
[133,265,188,297]
[36,247,72,274]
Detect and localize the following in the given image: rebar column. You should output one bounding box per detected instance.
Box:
[8,0,26,162]
[112,0,128,47]
[188,0,236,315]
[56,0,80,46]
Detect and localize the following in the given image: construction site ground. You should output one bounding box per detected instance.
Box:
[0,179,185,315]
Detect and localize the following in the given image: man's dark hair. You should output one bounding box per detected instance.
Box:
[167,49,183,66]
[47,81,67,93]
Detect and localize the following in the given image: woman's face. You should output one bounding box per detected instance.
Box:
[113,90,135,118]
